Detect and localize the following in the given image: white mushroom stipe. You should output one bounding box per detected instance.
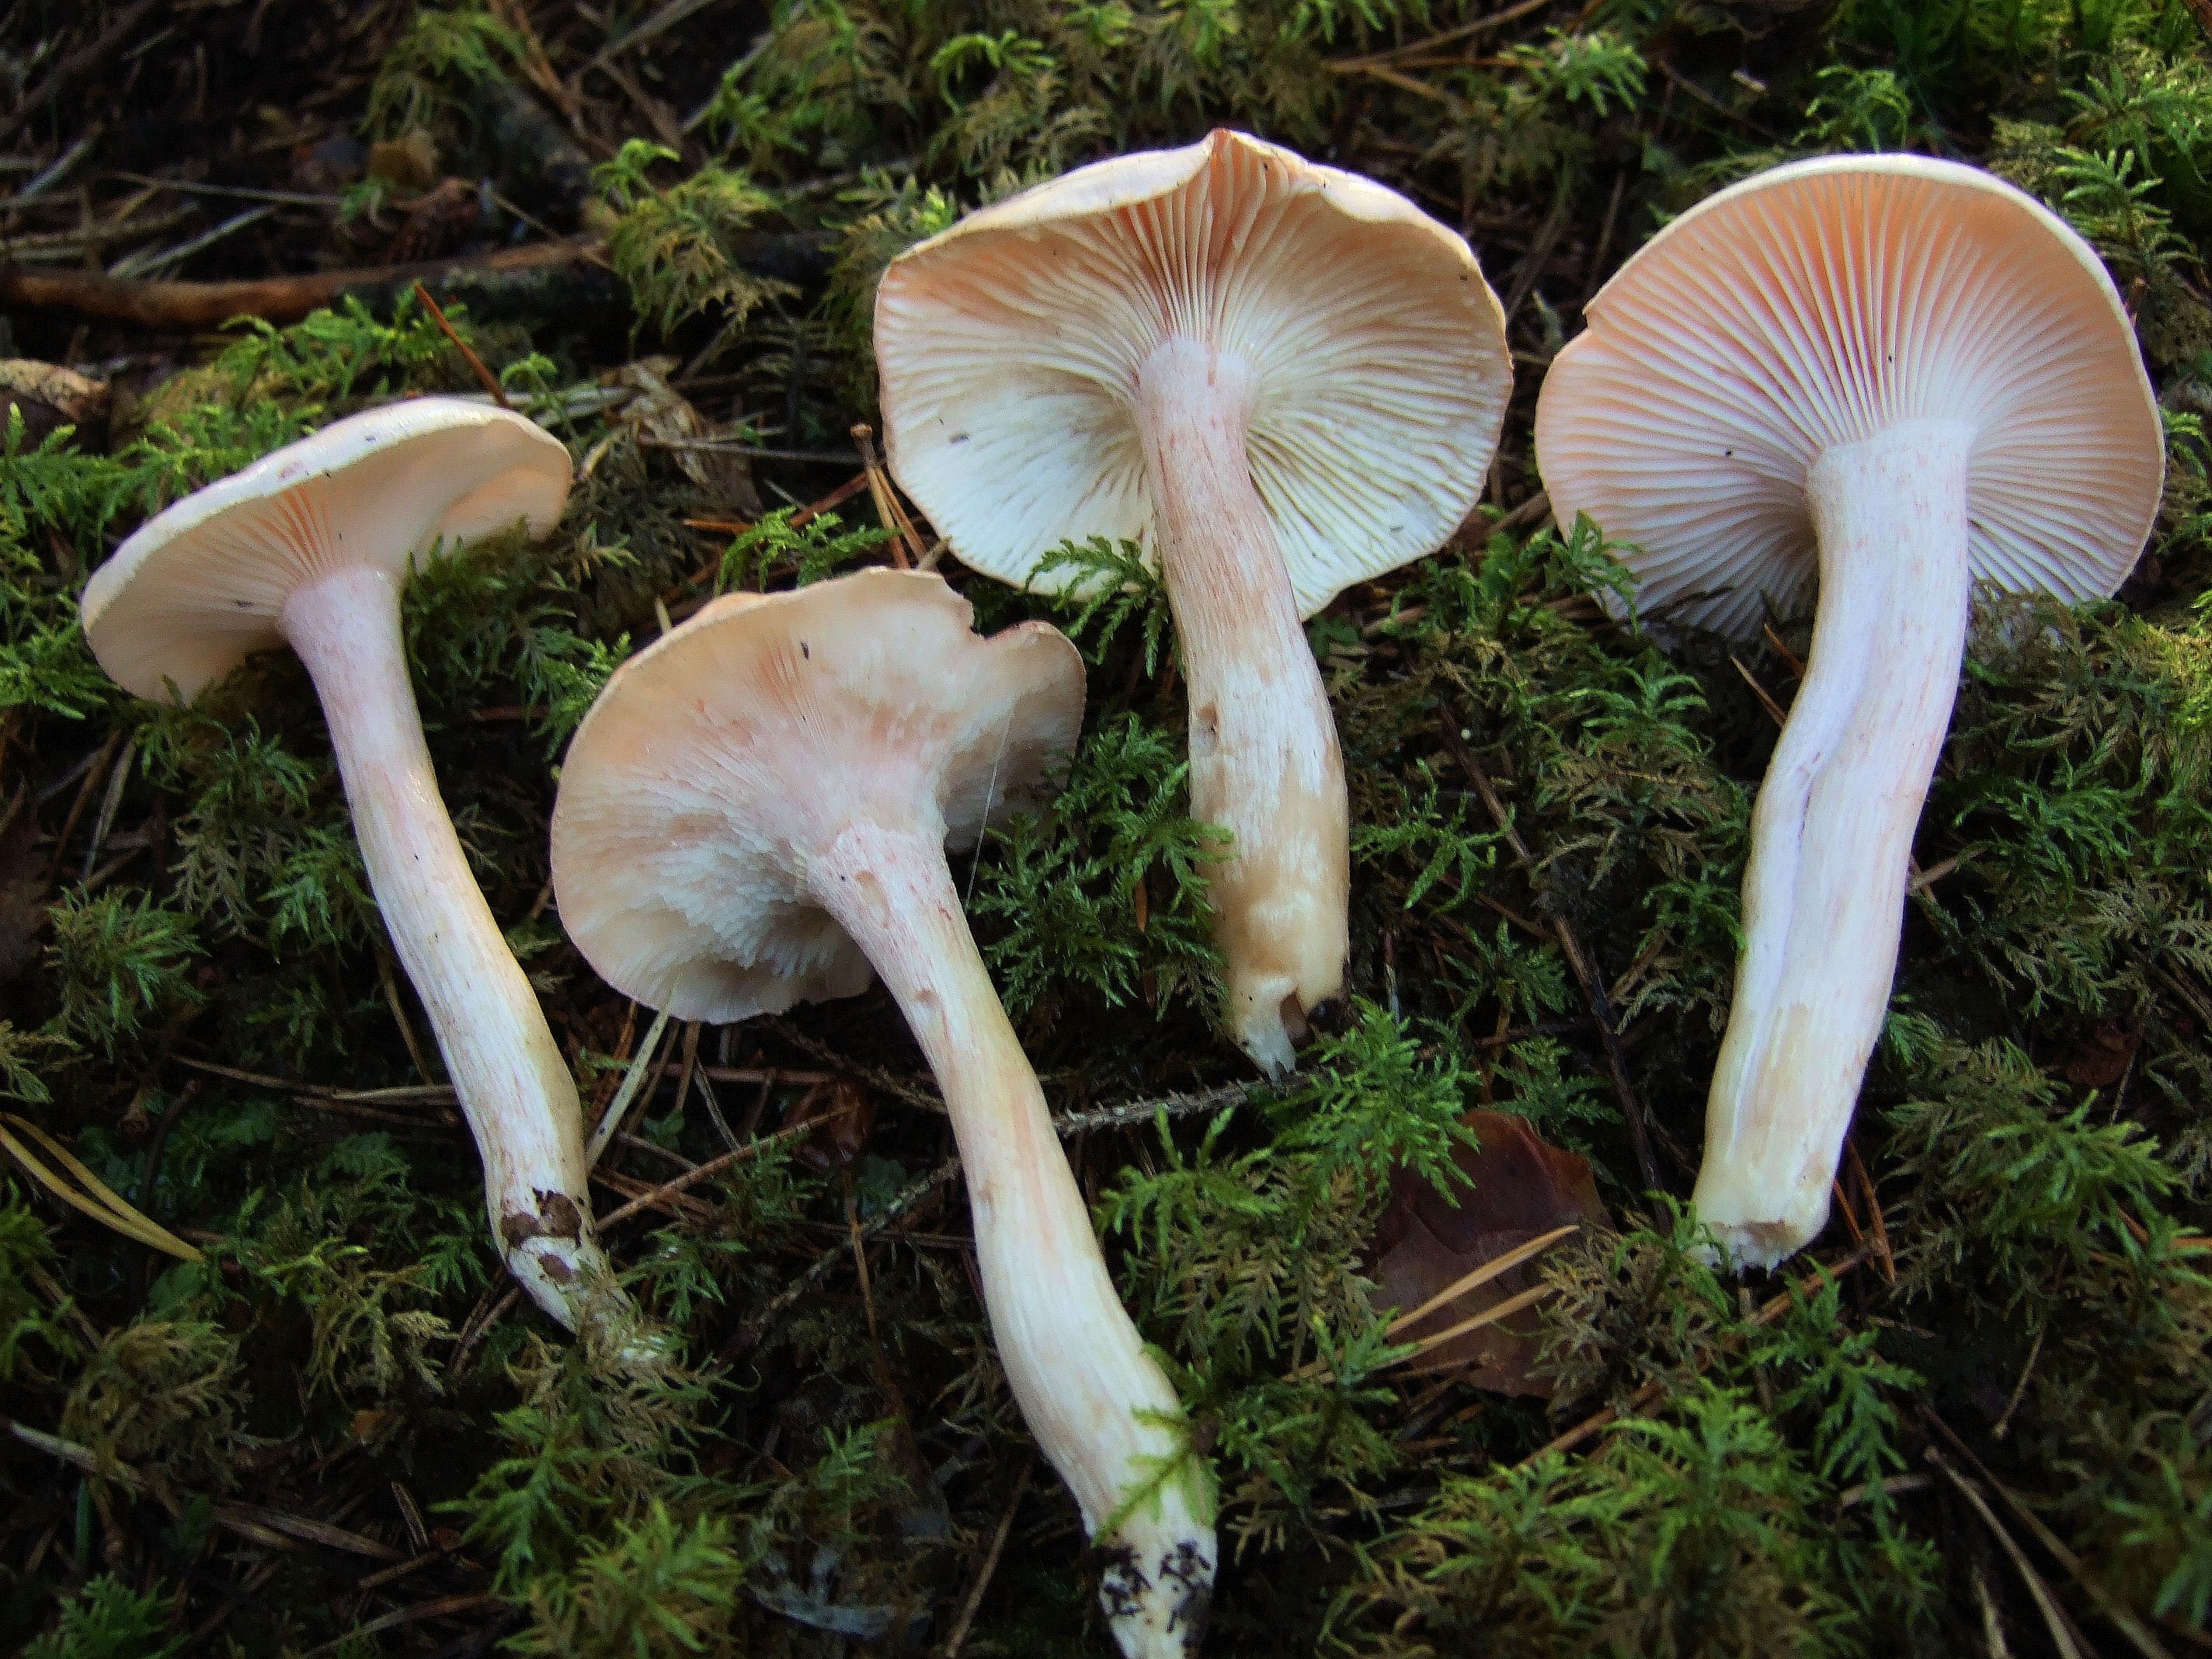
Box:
[280,567,617,1323]
[1700,423,1974,1267]
[809,819,1216,1650]
[1132,336,1343,1075]
[78,399,635,1344]
[549,570,1217,1657]
[1535,155,2164,1270]
[876,129,1509,1074]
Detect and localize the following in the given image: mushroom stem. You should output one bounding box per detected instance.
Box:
[808,817,1216,1659]
[280,564,624,1337]
[1694,419,1976,1269]
[1133,334,1349,1076]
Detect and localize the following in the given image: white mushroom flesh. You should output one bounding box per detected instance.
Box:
[79,402,630,1340]
[1132,336,1344,1074]
[877,130,1509,1075]
[1696,421,1974,1266]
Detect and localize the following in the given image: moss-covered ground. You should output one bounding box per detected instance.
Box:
[5,1,2212,1654]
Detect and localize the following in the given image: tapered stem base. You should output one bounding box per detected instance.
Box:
[1135,336,1348,1077]
[282,565,631,1342]
[1694,420,1975,1270]
[810,817,1216,1658]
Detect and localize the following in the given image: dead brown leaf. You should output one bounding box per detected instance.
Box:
[786,1078,875,1171]
[2061,1017,2143,1090]
[0,784,47,984]
[616,356,763,519]
[1367,1110,1609,1394]
[0,360,110,447]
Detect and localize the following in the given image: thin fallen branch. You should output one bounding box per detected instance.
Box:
[1295,1229,1581,1386]
[1389,1281,1555,1369]
[593,1116,822,1230]
[585,1007,673,1167]
[447,1287,523,1379]
[0,0,162,144]
[412,281,508,407]
[106,172,343,207]
[0,1112,201,1260]
[9,128,103,207]
[1327,0,1553,69]
[1386,1224,1579,1337]
[302,1593,503,1657]
[2,1417,402,1562]
[1490,488,1552,537]
[590,0,734,64]
[761,1020,945,1114]
[172,1055,456,1107]
[1054,1082,1250,1136]
[851,421,926,568]
[725,1078,1261,1358]
[1843,1136,1896,1283]
[0,236,599,327]
[724,1155,965,1360]
[942,1458,1033,1658]
[109,205,276,281]
[2,205,197,263]
[638,435,864,465]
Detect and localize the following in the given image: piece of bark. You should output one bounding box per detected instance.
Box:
[614,356,762,517]
[1368,1110,1609,1394]
[0,360,109,446]
[0,232,833,332]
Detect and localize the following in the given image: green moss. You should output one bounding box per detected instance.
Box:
[9,1,2212,1651]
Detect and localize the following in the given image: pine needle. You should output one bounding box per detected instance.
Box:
[0,1112,202,1261]
[1384,1223,1580,1338]
[586,1008,673,1167]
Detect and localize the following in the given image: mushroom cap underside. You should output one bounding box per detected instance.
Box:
[82,398,571,701]
[549,567,1085,1024]
[877,128,1511,619]
[1534,152,2164,639]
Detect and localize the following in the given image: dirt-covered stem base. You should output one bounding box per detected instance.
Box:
[809,816,1217,1659]
[280,563,628,1337]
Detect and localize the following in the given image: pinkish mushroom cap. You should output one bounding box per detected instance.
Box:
[1536,154,2162,638]
[549,569,1083,1023]
[876,128,1511,616]
[82,398,569,701]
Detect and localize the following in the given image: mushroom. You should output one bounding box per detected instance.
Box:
[1534,155,2163,1269]
[875,129,1511,1076]
[548,568,1216,1657]
[80,398,635,1341]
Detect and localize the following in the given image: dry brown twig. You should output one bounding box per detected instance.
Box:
[0,237,600,328]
